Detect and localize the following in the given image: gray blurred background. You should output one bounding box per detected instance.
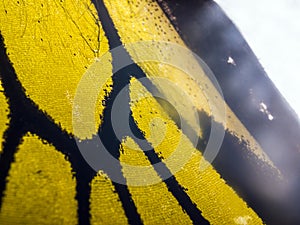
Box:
[215,0,300,117]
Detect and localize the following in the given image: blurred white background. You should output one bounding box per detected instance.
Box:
[215,0,300,117]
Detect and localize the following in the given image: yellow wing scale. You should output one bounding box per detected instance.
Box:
[0,133,78,225]
[129,78,263,225]
[120,136,193,225]
[0,0,112,139]
[0,80,9,153]
[103,0,278,171]
[0,0,268,224]
[90,172,129,225]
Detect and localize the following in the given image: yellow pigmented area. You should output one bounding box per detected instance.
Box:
[120,137,192,224]
[90,171,128,225]
[0,133,77,224]
[0,80,9,152]
[103,0,277,171]
[129,78,264,225]
[120,137,151,168]
[175,152,263,225]
[0,0,112,139]
[130,78,194,172]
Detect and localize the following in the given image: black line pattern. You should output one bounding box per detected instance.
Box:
[157,1,300,224]
[0,32,96,225]
[0,0,210,224]
[1,1,300,225]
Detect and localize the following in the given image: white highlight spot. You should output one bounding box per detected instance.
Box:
[234,215,252,225]
[227,56,236,66]
[268,114,274,121]
[259,102,274,120]
[259,102,267,111]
